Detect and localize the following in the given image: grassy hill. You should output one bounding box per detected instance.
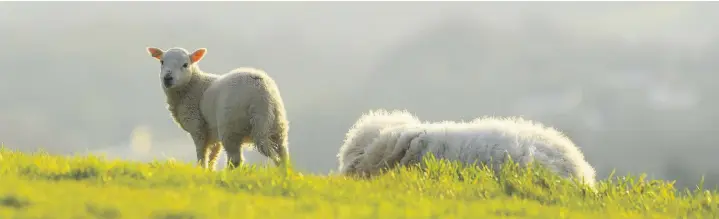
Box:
[1,148,717,219]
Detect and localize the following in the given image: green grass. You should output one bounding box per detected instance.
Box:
[0,148,717,219]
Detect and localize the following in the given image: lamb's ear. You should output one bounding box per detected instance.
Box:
[189,48,207,63]
[146,47,164,60]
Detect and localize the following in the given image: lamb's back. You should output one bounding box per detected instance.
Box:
[201,68,274,128]
[413,117,592,179]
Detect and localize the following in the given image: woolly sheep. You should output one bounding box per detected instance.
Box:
[337,109,421,175]
[145,47,290,170]
[337,109,596,187]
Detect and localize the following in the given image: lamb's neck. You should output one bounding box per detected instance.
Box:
[165,70,217,107]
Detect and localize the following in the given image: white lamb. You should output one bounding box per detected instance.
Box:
[145,47,290,170]
[337,109,597,187]
[337,109,421,174]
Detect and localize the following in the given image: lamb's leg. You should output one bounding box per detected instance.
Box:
[221,133,246,170]
[207,143,222,171]
[252,136,278,166]
[191,132,210,169]
[271,134,290,167]
[248,114,284,167]
[252,131,289,168]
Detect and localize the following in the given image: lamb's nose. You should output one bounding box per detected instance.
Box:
[163,75,173,88]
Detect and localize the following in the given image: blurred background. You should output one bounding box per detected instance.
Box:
[1,2,718,189]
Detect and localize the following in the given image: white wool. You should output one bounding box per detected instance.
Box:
[339,109,597,187]
[146,47,290,170]
[337,109,421,175]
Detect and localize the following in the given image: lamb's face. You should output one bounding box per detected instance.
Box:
[340,155,363,176]
[146,47,207,90]
[159,49,195,89]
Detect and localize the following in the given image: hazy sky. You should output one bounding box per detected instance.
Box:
[2,1,719,188]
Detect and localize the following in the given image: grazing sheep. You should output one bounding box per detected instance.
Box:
[337,109,421,175]
[338,109,596,187]
[145,47,290,170]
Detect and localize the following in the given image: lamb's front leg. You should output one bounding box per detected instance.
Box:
[191,131,211,169]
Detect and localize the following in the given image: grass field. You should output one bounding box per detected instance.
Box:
[1,148,717,219]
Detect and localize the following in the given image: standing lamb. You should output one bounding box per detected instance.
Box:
[145,47,290,170]
[337,109,597,187]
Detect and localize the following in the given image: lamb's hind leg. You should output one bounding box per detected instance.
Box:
[220,132,247,170]
[251,129,290,168]
[248,115,287,167]
[252,135,278,167]
[207,143,222,171]
[271,133,290,167]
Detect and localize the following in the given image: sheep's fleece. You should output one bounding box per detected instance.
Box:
[146,47,290,170]
[337,109,596,186]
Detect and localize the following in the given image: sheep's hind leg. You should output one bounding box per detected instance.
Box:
[207,143,222,171]
[221,133,246,170]
[271,134,290,168]
[251,133,283,167]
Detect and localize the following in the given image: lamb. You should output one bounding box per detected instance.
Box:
[337,109,421,175]
[145,47,290,170]
[337,109,597,187]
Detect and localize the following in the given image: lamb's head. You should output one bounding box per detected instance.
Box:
[146,47,207,89]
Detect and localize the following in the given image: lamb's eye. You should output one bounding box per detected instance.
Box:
[182,63,188,68]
